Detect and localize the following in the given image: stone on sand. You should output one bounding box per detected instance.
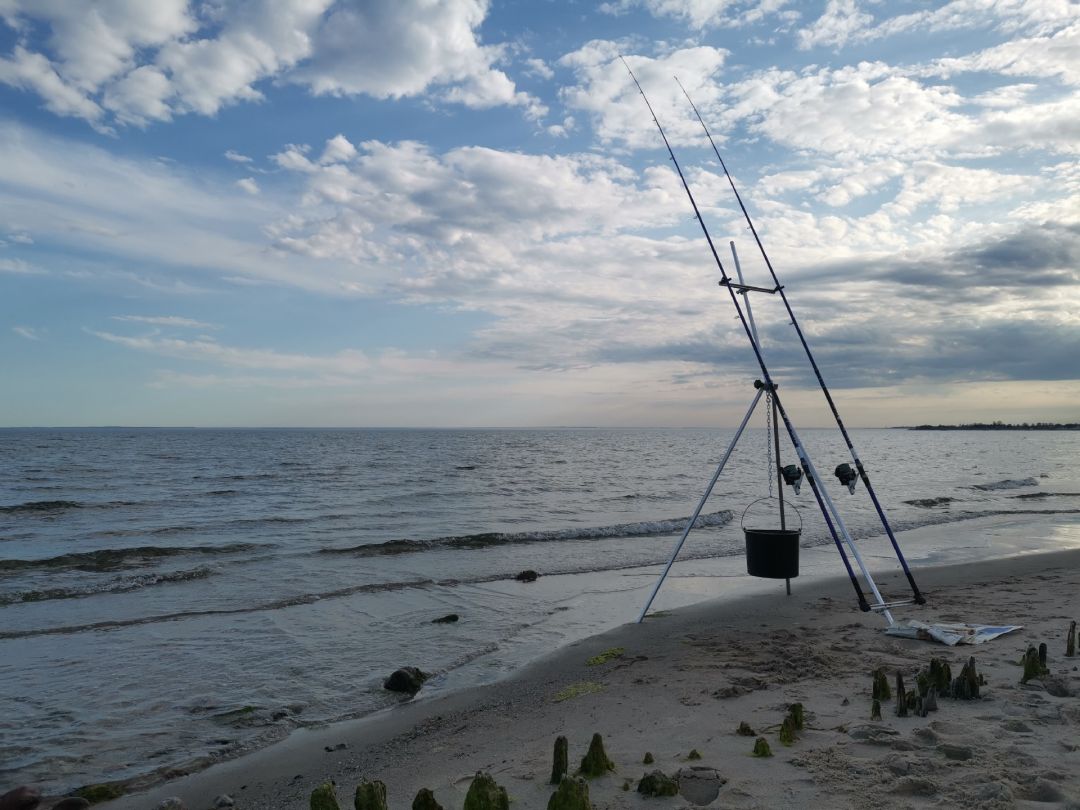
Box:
[384,667,430,695]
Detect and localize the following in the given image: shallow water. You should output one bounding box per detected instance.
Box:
[1,427,1078,792]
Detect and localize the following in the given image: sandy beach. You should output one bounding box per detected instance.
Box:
[80,514,1080,810]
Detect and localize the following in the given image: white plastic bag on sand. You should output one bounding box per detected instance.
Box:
[885,619,1022,646]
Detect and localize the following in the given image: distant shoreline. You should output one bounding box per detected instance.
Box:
[906,422,1080,430]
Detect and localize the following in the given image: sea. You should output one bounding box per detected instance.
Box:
[2,426,1080,794]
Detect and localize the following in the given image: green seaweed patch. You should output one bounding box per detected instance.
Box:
[752,737,773,758]
[553,682,604,702]
[686,749,702,761]
[586,647,625,666]
[73,783,126,805]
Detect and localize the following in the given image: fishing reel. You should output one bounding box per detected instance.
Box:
[835,463,858,494]
[781,464,803,495]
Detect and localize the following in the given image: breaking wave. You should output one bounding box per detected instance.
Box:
[0,567,215,606]
[0,543,262,574]
[320,510,735,556]
[970,477,1039,491]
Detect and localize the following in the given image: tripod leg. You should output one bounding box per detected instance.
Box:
[636,389,764,623]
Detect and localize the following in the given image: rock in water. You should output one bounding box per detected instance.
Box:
[547,777,591,810]
[412,789,443,810]
[384,667,430,695]
[72,783,125,804]
[0,787,41,810]
[551,735,569,784]
[310,783,341,810]
[579,733,615,777]
[432,614,459,624]
[515,570,539,582]
[752,737,772,758]
[354,779,388,810]
[636,771,679,797]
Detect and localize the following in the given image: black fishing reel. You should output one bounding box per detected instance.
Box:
[781,464,803,494]
[835,463,858,494]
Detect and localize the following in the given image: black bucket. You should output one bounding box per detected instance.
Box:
[745,528,800,579]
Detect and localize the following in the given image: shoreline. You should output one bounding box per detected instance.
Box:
[103,514,1080,809]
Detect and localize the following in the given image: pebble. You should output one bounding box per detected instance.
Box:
[155,799,185,810]
[0,786,40,810]
[213,795,234,808]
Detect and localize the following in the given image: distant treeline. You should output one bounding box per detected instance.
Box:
[907,422,1080,431]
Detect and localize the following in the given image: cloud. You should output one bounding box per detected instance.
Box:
[796,0,873,50]
[559,42,730,148]
[0,0,541,128]
[598,0,792,29]
[0,256,41,274]
[12,325,41,340]
[235,177,260,195]
[224,150,253,164]
[112,315,218,329]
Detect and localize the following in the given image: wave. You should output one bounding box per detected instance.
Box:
[1009,492,1080,500]
[0,577,436,640]
[0,567,214,606]
[320,510,735,556]
[0,543,262,574]
[902,497,958,508]
[0,499,142,514]
[970,477,1039,491]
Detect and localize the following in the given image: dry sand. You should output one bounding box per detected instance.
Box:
[107,529,1080,810]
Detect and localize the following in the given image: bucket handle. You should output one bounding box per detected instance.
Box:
[740,496,803,533]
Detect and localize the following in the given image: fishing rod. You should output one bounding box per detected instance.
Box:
[675,77,925,605]
[619,57,871,612]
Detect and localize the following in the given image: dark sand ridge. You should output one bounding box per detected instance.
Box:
[103,521,1080,810]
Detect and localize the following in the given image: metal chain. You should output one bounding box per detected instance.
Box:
[765,390,774,498]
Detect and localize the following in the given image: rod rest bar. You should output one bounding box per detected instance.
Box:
[719,279,782,294]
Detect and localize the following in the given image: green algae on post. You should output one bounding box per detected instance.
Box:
[752,737,773,757]
[553,682,603,702]
[412,788,443,810]
[778,716,796,746]
[546,777,591,810]
[1021,646,1047,683]
[586,647,625,666]
[354,779,388,810]
[310,783,341,810]
[636,771,679,797]
[736,721,756,736]
[687,749,702,760]
[551,735,569,784]
[578,733,615,777]
[463,772,510,810]
[788,703,805,731]
[871,668,891,701]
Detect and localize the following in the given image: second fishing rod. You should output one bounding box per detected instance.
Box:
[674,77,925,605]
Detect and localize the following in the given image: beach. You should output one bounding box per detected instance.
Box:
[99,512,1080,810]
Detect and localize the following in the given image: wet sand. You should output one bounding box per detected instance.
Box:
[104,514,1080,809]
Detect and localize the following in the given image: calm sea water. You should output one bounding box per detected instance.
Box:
[2,427,1079,793]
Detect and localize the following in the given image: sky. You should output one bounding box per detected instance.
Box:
[0,0,1078,428]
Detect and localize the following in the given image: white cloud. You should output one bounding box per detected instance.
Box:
[559,42,729,148]
[524,58,554,80]
[225,150,253,164]
[0,0,540,128]
[599,0,791,29]
[112,315,217,329]
[319,134,357,165]
[0,256,40,274]
[12,325,41,340]
[796,0,873,50]
[236,177,260,195]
